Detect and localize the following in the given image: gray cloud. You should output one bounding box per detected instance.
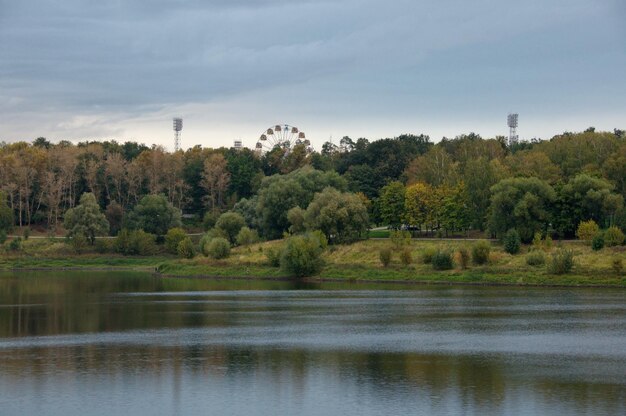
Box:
[0,0,624,145]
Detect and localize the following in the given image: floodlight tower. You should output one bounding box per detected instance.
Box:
[173,118,183,151]
[507,113,518,147]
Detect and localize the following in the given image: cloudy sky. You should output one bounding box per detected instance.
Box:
[1,0,625,150]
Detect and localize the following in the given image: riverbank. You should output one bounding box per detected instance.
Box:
[2,238,624,287]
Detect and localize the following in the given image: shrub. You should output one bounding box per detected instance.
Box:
[378,247,392,267]
[544,234,553,250]
[472,241,490,265]
[399,247,413,266]
[612,258,624,275]
[0,230,6,245]
[177,237,196,259]
[576,220,599,243]
[421,247,437,264]
[9,237,22,251]
[532,232,542,249]
[526,250,546,266]
[547,248,574,275]
[206,237,231,259]
[280,233,325,277]
[458,247,470,269]
[503,229,521,254]
[22,228,30,240]
[603,226,625,247]
[390,230,411,248]
[265,246,282,267]
[70,234,88,254]
[115,229,157,256]
[165,227,187,254]
[236,226,259,247]
[432,250,454,270]
[95,238,115,254]
[591,233,604,251]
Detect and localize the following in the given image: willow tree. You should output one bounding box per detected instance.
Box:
[64,192,109,245]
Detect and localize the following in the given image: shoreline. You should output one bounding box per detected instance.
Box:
[2,263,624,289]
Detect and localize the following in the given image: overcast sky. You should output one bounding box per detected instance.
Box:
[1,0,625,151]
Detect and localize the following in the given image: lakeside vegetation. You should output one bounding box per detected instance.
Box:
[2,236,625,287]
[1,128,625,286]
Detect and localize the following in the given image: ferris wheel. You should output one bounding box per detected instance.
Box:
[255,124,310,153]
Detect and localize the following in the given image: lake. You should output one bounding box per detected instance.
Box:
[0,271,625,415]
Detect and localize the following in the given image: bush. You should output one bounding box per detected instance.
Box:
[526,250,546,266]
[265,246,282,267]
[165,227,187,254]
[503,229,521,254]
[9,237,22,251]
[379,247,392,267]
[70,234,88,254]
[472,241,490,265]
[280,233,325,277]
[532,232,542,249]
[612,258,624,275]
[95,238,115,254]
[0,230,6,245]
[206,237,231,259]
[236,227,259,247]
[544,234,553,250]
[115,229,157,256]
[432,250,454,270]
[421,247,437,264]
[399,247,413,266]
[22,228,30,240]
[390,230,411,248]
[576,220,599,243]
[177,237,196,259]
[547,248,574,275]
[591,233,604,251]
[458,247,470,269]
[603,226,625,247]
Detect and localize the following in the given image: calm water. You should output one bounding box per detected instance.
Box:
[0,271,625,415]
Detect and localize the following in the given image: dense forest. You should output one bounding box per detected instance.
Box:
[1,128,625,244]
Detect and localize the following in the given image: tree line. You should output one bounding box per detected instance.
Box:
[0,128,625,243]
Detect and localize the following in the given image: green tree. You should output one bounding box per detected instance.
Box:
[463,158,508,230]
[105,202,124,236]
[255,167,347,239]
[379,181,406,229]
[488,177,556,242]
[215,212,246,245]
[555,174,624,236]
[0,191,13,233]
[127,194,182,236]
[64,192,109,245]
[303,187,369,244]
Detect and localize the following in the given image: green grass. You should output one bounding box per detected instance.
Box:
[368,229,390,238]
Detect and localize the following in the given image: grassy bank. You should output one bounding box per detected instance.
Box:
[156,239,626,287]
[2,237,625,287]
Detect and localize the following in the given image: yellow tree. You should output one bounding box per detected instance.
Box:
[201,153,231,212]
[404,182,432,231]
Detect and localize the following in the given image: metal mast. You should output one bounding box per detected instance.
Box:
[173,118,183,151]
[507,113,518,146]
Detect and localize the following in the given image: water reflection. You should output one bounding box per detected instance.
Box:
[0,271,625,416]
